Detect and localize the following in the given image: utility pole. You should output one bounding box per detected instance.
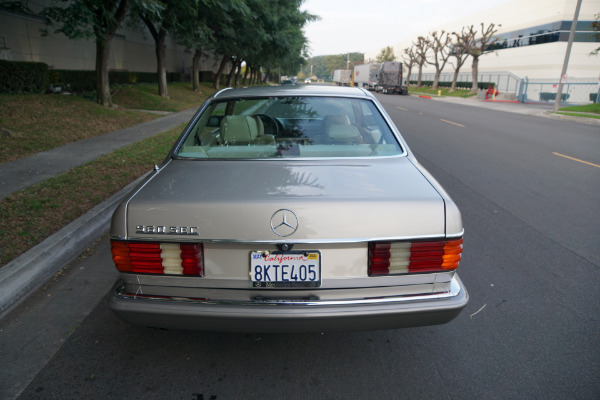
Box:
[554,0,582,112]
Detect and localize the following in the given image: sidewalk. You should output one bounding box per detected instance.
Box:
[0,108,197,200]
[0,107,197,317]
[423,95,600,125]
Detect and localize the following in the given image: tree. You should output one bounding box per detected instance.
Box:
[171,0,214,92]
[425,30,452,89]
[448,41,469,92]
[453,23,500,92]
[403,47,417,86]
[413,36,430,87]
[202,0,250,89]
[375,46,395,62]
[42,0,130,106]
[322,53,362,78]
[134,0,191,98]
[255,0,317,79]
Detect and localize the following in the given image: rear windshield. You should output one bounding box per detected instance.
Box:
[175,96,403,159]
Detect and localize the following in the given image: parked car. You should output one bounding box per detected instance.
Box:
[108,85,468,332]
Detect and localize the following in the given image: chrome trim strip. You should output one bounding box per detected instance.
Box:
[109,233,459,244]
[171,153,408,162]
[212,87,233,98]
[112,276,463,307]
[446,230,465,239]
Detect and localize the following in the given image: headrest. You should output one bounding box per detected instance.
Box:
[327,125,362,141]
[220,116,260,145]
[322,114,351,129]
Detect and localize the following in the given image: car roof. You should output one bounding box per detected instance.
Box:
[211,85,373,100]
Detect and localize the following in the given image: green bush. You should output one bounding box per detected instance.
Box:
[49,69,96,92]
[539,92,569,101]
[409,80,495,90]
[1,62,187,94]
[0,60,49,94]
[49,70,182,92]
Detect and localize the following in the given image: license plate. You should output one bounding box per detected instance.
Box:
[250,251,321,288]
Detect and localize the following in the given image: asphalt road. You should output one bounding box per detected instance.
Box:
[4,95,599,400]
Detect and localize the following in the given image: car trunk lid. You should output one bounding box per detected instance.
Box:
[121,157,445,242]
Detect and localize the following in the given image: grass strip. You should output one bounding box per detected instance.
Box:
[111,82,214,112]
[558,103,600,114]
[0,82,214,163]
[407,87,477,98]
[0,94,160,163]
[0,124,184,267]
[553,112,600,120]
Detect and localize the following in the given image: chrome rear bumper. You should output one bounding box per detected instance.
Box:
[107,275,468,332]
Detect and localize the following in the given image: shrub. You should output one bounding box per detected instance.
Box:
[539,92,569,101]
[0,60,49,94]
[409,80,495,90]
[1,63,187,94]
[49,70,182,92]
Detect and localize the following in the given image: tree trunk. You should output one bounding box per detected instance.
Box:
[432,69,441,89]
[242,65,250,85]
[192,48,201,92]
[93,0,129,107]
[450,67,460,92]
[213,54,229,89]
[262,67,270,84]
[417,63,424,87]
[406,66,412,87]
[234,60,242,86]
[226,57,236,87]
[471,56,479,93]
[96,37,112,106]
[155,30,168,98]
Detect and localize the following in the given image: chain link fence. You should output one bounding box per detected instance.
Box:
[411,71,600,104]
[517,78,599,104]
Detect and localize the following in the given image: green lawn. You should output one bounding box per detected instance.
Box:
[407,87,477,98]
[559,103,600,114]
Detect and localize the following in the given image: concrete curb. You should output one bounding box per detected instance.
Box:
[0,176,144,319]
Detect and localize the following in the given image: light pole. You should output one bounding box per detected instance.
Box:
[554,0,582,112]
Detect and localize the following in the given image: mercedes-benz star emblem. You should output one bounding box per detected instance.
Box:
[270,209,299,237]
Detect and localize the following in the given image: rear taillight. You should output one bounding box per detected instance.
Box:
[110,240,203,276]
[368,238,463,276]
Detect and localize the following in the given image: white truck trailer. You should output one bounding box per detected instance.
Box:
[332,69,352,86]
[353,63,380,90]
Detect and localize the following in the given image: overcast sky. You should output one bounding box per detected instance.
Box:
[301,0,510,57]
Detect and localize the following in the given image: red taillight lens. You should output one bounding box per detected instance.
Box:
[110,240,204,276]
[368,238,463,276]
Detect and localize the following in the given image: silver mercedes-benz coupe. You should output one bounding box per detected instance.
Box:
[108,85,468,332]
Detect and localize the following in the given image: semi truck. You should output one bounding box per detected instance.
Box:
[353,63,380,90]
[376,61,407,95]
[332,69,352,86]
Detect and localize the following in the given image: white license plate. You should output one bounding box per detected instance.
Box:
[250,251,321,287]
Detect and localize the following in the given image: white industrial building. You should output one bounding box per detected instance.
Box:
[365,0,599,102]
